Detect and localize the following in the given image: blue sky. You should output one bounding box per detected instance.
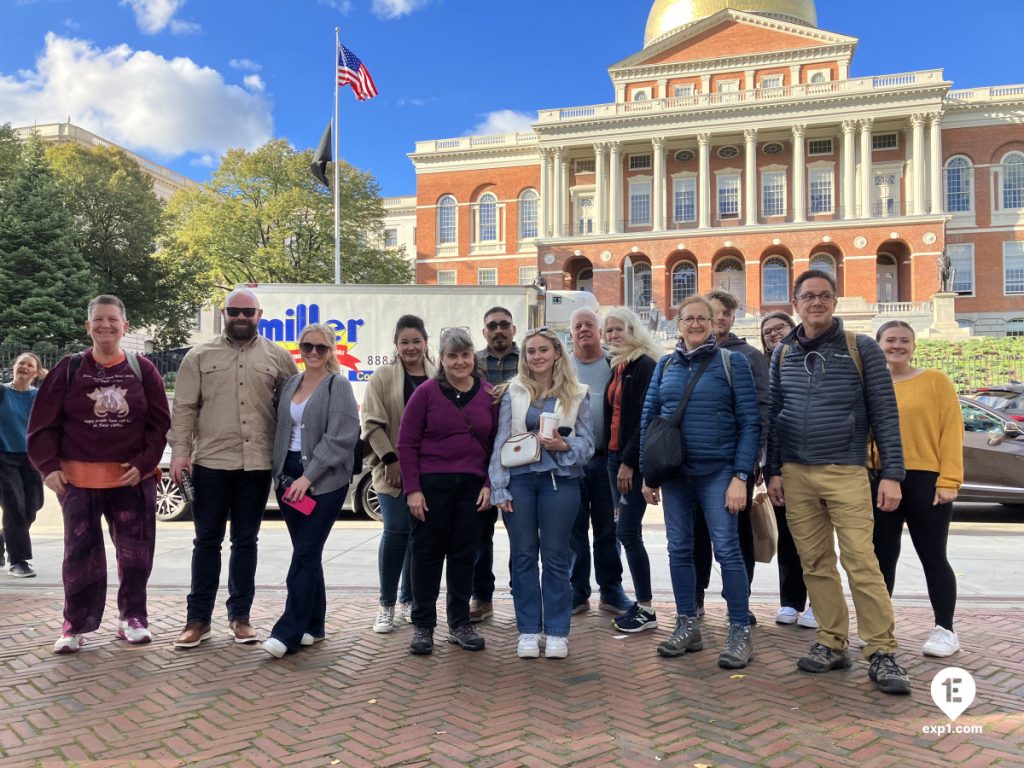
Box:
[2,0,1022,196]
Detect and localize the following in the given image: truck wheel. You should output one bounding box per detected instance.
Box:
[157,474,192,522]
[356,474,382,522]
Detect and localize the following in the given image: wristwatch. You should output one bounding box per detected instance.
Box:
[733,472,749,482]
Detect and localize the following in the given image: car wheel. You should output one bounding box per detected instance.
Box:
[156,473,192,522]
[356,474,382,522]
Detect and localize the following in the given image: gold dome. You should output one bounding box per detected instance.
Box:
[644,0,818,47]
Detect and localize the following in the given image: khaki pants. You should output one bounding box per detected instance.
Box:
[781,463,897,658]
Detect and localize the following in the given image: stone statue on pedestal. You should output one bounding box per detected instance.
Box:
[937,251,953,293]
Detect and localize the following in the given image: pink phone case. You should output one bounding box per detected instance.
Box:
[283,494,316,516]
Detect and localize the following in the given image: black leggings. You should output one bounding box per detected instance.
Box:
[872,470,957,630]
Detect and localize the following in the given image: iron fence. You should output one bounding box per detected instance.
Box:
[1,344,188,384]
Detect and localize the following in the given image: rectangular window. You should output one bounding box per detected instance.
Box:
[673,177,696,222]
[629,154,652,170]
[717,174,740,219]
[762,171,786,217]
[437,270,457,286]
[384,228,398,248]
[948,244,975,295]
[872,132,899,151]
[760,74,783,89]
[673,84,694,98]
[477,268,498,286]
[575,158,595,174]
[809,168,834,214]
[808,138,833,156]
[718,79,740,103]
[192,312,202,331]
[518,266,538,285]
[519,194,538,240]
[1004,242,1024,295]
[629,181,651,225]
[479,203,497,242]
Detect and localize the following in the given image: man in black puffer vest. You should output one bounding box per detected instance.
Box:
[766,269,910,696]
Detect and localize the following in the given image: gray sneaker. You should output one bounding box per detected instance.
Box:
[718,623,753,669]
[797,642,852,673]
[656,615,703,657]
[447,624,485,651]
[868,651,911,695]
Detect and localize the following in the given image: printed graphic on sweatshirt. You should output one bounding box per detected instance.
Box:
[88,385,131,419]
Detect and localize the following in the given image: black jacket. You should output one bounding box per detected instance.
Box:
[602,354,657,469]
[766,318,905,481]
[719,332,770,460]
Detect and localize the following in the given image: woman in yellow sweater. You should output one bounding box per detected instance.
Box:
[872,320,963,657]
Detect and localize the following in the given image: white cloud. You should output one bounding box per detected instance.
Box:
[243,74,265,92]
[190,153,216,168]
[63,18,80,31]
[318,0,353,12]
[0,33,273,159]
[229,58,261,72]
[372,0,428,20]
[120,0,198,34]
[468,109,537,135]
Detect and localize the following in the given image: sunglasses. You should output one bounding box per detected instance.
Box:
[225,307,257,318]
[299,342,333,355]
[485,320,512,331]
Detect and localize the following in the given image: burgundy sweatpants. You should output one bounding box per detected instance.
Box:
[60,478,157,635]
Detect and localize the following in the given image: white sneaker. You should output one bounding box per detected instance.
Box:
[517,633,540,658]
[53,634,84,654]
[545,635,569,659]
[398,603,413,624]
[797,606,819,629]
[373,605,395,633]
[117,618,153,644]
[923,625,960,657]
[301,633,326,646]
[775,607,798,625]
[262,637,287,658]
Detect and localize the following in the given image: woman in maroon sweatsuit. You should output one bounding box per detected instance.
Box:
[28,295,170,653]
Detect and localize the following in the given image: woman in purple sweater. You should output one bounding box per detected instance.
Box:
[28,295,171,654]
[397,328,498,656]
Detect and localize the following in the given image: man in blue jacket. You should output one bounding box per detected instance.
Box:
[766,269,910,695]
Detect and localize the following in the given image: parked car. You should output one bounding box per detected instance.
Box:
[972,383,1024,423]
[959,396,1024,507]
[156,445,381,523]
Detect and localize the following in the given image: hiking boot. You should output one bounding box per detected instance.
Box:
[613,603,658,633]
[447,624,485,651]
[373,604,395,633]
[468,599,493,623]
[797,606,818,629]
[922,626,960,657]
[117,618,152,644]
[174,621,212,649]
[517,633,540,658]
[718,623,754,669]
[53,634,84,654]
[797,642,852,673]
[409,626,433,655]
[775,606,799,625]
[657,615,703,657]
[868,651,911,695]
[545,636,568,658]
[9,562,36,578]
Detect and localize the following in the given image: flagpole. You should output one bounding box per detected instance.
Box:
[333,27,342,285]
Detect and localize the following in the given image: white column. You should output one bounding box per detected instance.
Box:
[552,147,564,237]
[911,113,927,215]
[929,111,944,214]
[594,142,606,235]
[744,128,758,225]
[608,142,621,235]
[792,124,806,223]
[652,136,666,231]
[560,153,570,237]
[859,118,874,218]
[841,120,856,220]
[538,148,550,238]
[698,133,711,228]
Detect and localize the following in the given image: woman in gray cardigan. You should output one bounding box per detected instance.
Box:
[262,323,360,658]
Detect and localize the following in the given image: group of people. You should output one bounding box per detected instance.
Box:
[3,271,966,698]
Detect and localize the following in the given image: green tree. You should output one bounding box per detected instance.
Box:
[0,134,95,351]
[0,123,23,190]
[162,139,410,289]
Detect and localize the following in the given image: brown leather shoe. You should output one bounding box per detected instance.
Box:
[174,621,212,649]
[469,599,493,623]
[228,618,258,644]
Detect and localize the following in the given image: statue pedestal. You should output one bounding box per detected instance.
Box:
[921,292,969,339]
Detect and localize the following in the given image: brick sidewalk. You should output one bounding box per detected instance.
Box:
[1,590,1021,767]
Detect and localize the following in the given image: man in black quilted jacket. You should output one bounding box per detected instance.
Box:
[765,269,910,695]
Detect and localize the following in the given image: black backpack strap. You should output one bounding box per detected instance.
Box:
[66,353,84,386]
[667,352,716,428]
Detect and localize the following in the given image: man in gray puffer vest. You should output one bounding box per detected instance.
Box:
[766,269,910,696]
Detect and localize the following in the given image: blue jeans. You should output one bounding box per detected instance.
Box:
[503,472,580,637]
[570,454,625,606]
[186,465,271,623]
[271,451,346,651]
[661,466,750,626]
[376,491,412,607]
[607,450,651,603]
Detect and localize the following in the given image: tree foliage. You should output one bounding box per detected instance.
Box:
[0,123,23,190]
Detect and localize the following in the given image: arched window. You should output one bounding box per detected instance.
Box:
[437,195,457,245]
[810,253,837,280]
[762,257,790,304]
[519,189,538,240]
[633,90,649,102]
[945,156,973,212]
[624,258,652,309]
[1003,152,1024,209]
[671,261,697,306]
[478,192,497,242]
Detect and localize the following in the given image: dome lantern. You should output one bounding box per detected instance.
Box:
[644,1,818,47]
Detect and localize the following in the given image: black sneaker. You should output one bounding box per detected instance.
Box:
[718,623,753,669]
[9,562,36,578]
[613,603,658,633]
[868,651,911,695]
[797,642,852,673]
[409,626,434,655]
[447,624,485,651]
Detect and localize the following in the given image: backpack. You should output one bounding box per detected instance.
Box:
[775,329,863,380]
[66,351,143,384]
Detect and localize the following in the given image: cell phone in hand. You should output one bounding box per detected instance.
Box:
[282,494,316,516]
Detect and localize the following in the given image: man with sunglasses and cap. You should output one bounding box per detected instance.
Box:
[169,288,297,648]
[469,306,520,623]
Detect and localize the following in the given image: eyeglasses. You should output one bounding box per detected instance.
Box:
[526,326,557,337]
[299,342,332,355]
[485,320,512,331]
[440,326,470,336]
[762,324,791,337]
[796,292,836,304]
[225,307,257,318]
[679,316,711,326]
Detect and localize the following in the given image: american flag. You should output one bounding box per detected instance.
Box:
[337,43,378,101]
